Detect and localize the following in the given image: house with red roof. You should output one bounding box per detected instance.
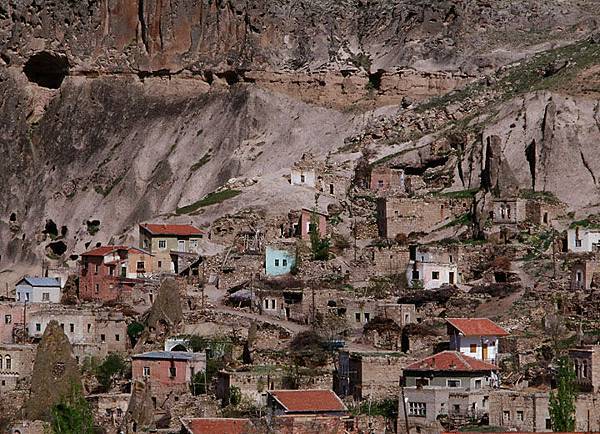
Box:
[181,418,252,434]
[139,223,205,274]
[267,389,348,416]
[79,246,152,302]
[398,351,499,432]
[446,318,509,364]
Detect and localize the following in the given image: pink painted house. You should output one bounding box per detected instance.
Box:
[298,208,327,240]
[0,302,27,344]
[132,351,206,405]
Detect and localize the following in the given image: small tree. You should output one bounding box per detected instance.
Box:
[127,321,144,346]
[51,383,94,434]
[95,353,128,391]
[549,356,576,432]
[309,212,330,261]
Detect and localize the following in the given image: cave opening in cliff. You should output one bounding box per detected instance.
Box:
[47,240,67,256]
[23,51,69,89]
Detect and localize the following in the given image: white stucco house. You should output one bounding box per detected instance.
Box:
[15,277,61,303]
[446,318,509,365]
[567,226,600,253]
[407,246,458,290]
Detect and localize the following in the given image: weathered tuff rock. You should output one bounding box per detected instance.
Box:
[25,320,82,422]
[1,0,598,74]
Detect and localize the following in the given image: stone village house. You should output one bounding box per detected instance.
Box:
[0,343,35,393]
[407,246,459,290]
[397,351,499,433]
[15,277,61,303]
[570,256,600,290]
[377,196,470,239]
[567,225,600,253]
[79,245,152,302]
[265,244,296,277]
[446,317,509,364]
[27,306,128,361]
[336,350,407,401]
[370,166,405,193]
[131,350,206,407]
[139,223,205,273]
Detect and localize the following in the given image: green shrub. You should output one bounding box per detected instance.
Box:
[127,322,144,346]
[176,189,241,215]
[95,353,128,391]
[51,383,94,434]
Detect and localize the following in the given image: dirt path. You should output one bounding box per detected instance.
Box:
[473,261,530,319]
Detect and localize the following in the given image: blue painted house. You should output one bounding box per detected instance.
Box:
[265,246,295,276]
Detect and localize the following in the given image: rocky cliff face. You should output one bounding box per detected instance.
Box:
[0,1,599,282]
[2,0,598,74]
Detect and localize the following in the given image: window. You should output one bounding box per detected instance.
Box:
[109,266,114,276]
[271,299,276,309]
[264,299,269,309]
[60,323,64,330]
[100,334,106,342]
[36,323,41,332]
[42,292,50,301]
[408,402,426,417]
[378,180,384,187]
[158,240,167,249]
[143,366,150,377]
[5,356,12,370]
[517,410,524,421]
[274,259,280,267]
[470,343,477,353]
[546,419,552,429]
[4,315,11,324]
[158,261,162,268]
[447,379,461,387]
[355,313,361,322]
[25,292,30,302]
[0,358,2,369]
[17,293,20,301]
[503,410,510,421]
[282,259,288,267]
[449,255,453,263]
[415,378,429,387]
[95,284,99,293]
[364,312,370,322]
[87,324,92,333]
[576,239,582,247]
[137,261,145,270]
[169,367,177,377]
[431,271,440,280]
[94,264,100,274]
[115,334,120,342]
[69,324,74,333]
[475,379,482,389]
[300,174,306,183]
[452,404,460,414]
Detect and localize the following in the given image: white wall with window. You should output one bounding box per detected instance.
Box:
[408,401,426,417]
[567,227,600,252]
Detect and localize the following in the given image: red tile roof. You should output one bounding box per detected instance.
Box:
[183,418,251,434]
[140,223,204,236]
[269,389,347,413]
[81,245,128,257]
[404,351,498,372]
[446,318,509,337]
